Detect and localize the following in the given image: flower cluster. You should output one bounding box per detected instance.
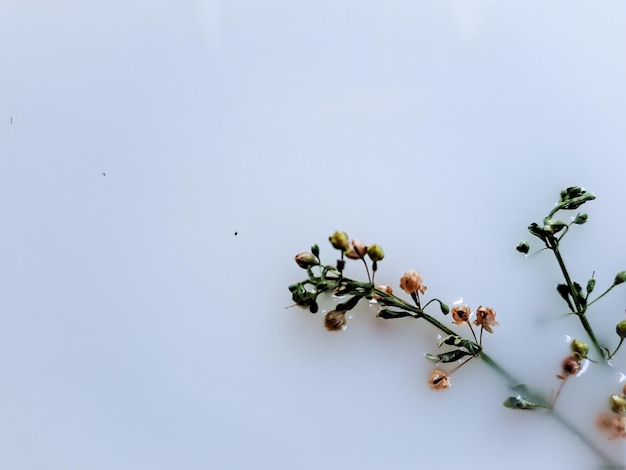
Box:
[291,231,500,393]
[287,186,626,467]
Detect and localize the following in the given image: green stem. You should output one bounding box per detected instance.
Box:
[588,284,615,308]
[608,338,624,360]
[549,241,605,358]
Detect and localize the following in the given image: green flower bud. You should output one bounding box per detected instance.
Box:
[613,271,626,286]
[586,278,596,295]
[609,394,626,414]
[571,339,589,360]
[367,244,384,262]
[516,241,530,254]
[543,219,566,234]
[294,252,319,269]
[573,213,588,225]
[329,231,349,251]
[616,320,626,338]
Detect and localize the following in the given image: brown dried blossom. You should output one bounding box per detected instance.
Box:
[399,270,427,295]
[597,414,626,440]
[451,305,471,325]
[324,310,347,331]
[473,306,499,333]
[428,369,450,390]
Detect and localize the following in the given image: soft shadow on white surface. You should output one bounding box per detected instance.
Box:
[1,1,626,469]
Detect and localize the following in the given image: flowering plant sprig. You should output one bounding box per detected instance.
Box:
[516,186,626,360]
[288,187,626,468]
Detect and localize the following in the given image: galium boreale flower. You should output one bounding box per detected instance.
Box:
[472,306,498,333]
[324,310,347,331]
[428,369,450,390]
[399,270,427,295]
[451,305,471,325]
[345,239,367,260]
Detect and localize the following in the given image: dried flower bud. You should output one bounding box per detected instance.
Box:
[597,413,626,440]
[610,394,626,414]
[428,369,450,390]
[294,252,319,269]
[614,271,626,286]
[451,305,471,325]
[616,320,626,339]
[571,339,589,360]
[367,244,384,262]
[560,355,581,377]
[345,239,367,260]
[324,310,347,331]
[399,270,427,295]
[472,306,499,333]
[329,231,349,251]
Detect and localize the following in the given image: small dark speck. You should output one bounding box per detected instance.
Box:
[10,117,13,124]
[234,231,238,236]
[102,172,106,176]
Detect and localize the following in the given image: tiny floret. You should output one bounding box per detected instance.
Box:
[597,414,626,440]
[428,369,450,390]
[558,355,581,378]
[400,270,427,295]
[367,244,385,262]
[294,252,319,269]
[571,339,589,360]
[472,306,499,333]
[329,231,349,251]
[451,305,471,325]
[345,239,367,260]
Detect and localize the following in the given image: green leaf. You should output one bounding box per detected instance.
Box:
[556,283,571,303]
[425,349,472,363]
[378,309,415,319]
[503,395,548,410]
[437,335,481,355]
[311,244,320,258]
[336,295,363,311]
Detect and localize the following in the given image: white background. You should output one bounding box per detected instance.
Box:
[1,1,626,468]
